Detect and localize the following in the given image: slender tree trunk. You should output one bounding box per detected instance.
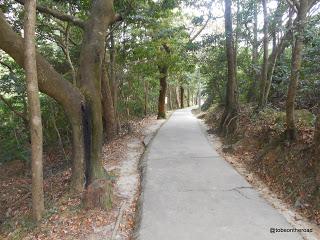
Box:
[64,24,76,85]
[234,0,240,78]
[286,0,308,141]
[187,88,190,107]
[247,1,258,102]
[264,3,292,103]
[191,92,194,106]
[167,84,172,110]
[314,114,320,149]
[157,65,168,119]
[101,64,116,141]
[144,79,148,116]
[51,109,68,161]
[219,0,238,135]
[258,0,269,108]
[109,31,120,134]
[0,9,85,193]
[180,86,184,109]
[265,34,290,100]
[24,0,44,222]
[175,86,180,108]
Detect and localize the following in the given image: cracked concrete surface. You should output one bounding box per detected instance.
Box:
[136,108,302,240]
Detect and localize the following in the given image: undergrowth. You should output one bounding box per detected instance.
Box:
[203,104,320,224]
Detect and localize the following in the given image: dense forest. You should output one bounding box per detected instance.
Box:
[0,0,320,238]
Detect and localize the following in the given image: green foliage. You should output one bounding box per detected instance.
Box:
[0,101,30,162]
[201,38,227,103]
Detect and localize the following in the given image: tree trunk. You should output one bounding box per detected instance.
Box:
[101,64,116,141]
[109,31,120,134]
[64,24,76,85]
[24,0,44,222]
[247,0,258,102]
[234,0,240,78]
[286,0,308,141]
[77,0,118,184]
[167,84,172,110]
[191,92,194,106]
[258,0,269,108]
[180,86,184,109]
[265,33,290,101]
[175,86,180,108]
[314,114,320,149]
[144,79,148,115]
[264,3,292,103]
[219,0,238,135]
[158,65,168,119]
[0,10,85,193]
[187,88,190,107]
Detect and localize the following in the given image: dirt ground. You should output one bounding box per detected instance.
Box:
[0,116,164,240]
[195,107,320,240]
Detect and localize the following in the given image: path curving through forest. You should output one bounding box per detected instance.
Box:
[136,108,303,240]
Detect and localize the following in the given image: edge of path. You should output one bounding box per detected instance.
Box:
[195,111,320,240]
[132,111,174,240]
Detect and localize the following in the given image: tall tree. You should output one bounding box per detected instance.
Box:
[180,86,184,108]
[285,0,316,140]
[0,0,121,193]
[101,63,117,141]
[77,0,120,183]
[108,30,119,134]
[258,0,269,108]
[24,0,44,221]
[247,0,259,102]
[264,2,291,101]
[157,44,170,119]
[219,0,239,135]
[315,114,320,150]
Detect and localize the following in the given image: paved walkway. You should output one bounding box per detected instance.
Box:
[137,108,302,240]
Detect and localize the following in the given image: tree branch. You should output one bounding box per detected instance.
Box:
[292,0,301,8]
[0,95,29,122]
[189,17,211,43]
[285,0,298,12]
[14,0,85,29]
[0,60,14,72]
[105,21,123,41]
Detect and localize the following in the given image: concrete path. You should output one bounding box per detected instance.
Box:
[136,108,302,240]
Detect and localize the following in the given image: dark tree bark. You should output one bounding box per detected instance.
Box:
[24,0,44,222]
[77,0,119,183]
[286,0,309,141]
[219,0,239,135]
[158,65,168,119]
[157,44,170,119]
